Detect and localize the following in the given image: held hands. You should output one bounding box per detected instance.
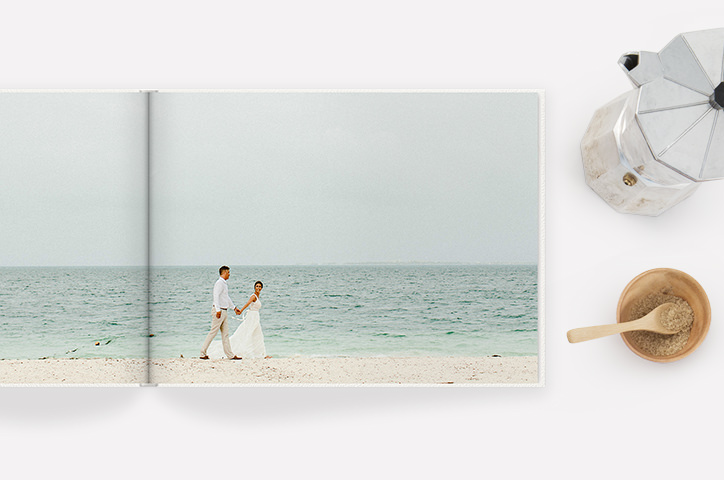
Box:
[234,308,242,315]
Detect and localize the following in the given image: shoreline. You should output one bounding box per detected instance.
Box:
[0,356,539,385]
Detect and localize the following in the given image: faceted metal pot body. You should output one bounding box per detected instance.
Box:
[582,28,724,216]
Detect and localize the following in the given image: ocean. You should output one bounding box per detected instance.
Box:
[0,267,148,360]
[0,265,539,359]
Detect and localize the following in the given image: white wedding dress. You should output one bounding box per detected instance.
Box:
[207,294,266,359]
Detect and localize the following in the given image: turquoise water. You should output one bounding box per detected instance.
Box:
[0,265,539,359]
[0,267,148,359]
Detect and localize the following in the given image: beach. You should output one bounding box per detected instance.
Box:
[0,356,538,385]
[0,358,148,385]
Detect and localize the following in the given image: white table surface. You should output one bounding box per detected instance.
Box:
[2,2,722,478]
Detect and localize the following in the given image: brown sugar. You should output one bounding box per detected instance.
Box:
[658,303,694,332]
[626,288,695,356]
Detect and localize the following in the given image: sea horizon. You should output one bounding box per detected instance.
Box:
[1,261,538,268]
[0,264,539,360]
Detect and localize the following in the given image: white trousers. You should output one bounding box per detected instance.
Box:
[200,308,234,358]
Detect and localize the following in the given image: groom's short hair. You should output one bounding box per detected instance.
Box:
[219,266,230,275]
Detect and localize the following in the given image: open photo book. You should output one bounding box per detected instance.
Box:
[0,90,544,386]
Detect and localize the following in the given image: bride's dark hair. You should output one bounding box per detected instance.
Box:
[254,281,263,288]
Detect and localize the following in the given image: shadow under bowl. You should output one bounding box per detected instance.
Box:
[616,268,711,363]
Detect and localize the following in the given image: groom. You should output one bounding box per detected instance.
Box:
[200,266,243,360]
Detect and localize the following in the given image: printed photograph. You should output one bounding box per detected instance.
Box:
[0,90,542,385]
[0,92,149,383]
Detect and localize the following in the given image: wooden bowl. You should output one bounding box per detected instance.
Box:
[616,268,711,362]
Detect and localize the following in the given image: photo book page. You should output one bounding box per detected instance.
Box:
[0,91,150,383]
[0,90,544,386]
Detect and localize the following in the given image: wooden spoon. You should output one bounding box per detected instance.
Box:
[567,302,680,343]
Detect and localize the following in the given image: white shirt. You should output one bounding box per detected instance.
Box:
[212,277,236,312]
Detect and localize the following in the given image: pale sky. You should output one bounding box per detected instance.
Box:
[0,91,539,267]
[150,91,539,266]
[0,92,147,266]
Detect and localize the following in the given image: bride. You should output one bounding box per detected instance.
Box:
[207,281,270,359]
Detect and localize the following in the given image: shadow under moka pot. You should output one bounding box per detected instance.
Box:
[582,28,724,216]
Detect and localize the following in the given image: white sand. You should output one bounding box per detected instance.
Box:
[0,358,148,385]
[0,356,538,385]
